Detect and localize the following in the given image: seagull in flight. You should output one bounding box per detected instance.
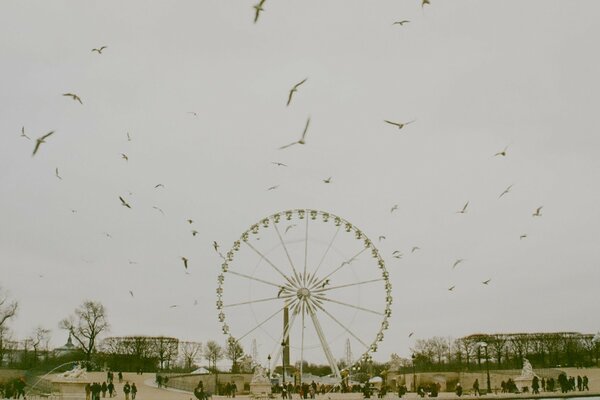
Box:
[499,184,513,199]
[411,246,420,253]
[321,279,330,289]
[393,20,410,26]
[287,78,307,106]
[390,204,399,213]
[127,132,132,141]
[494,146,508,157]
[152,206,165,215]
[119,196,131,209]
[272,162,287,167]
[457,201,469,214]
[20,127,31,140]
[55,168,62,180]
[213,241,220,252]
[253,0,266,23]
[277,286,285,298]
[63,93,83,104]
[408,332,414,338]
[532,206,543,217]
[267,185,279,191]
[187,219,194,224]
[482,279,491,285]
[448,285,455,291]
[154,183,165,189]
[192,230,199,237]
[452,259,464,269]
[422,0,430,7]
[32,131,55,156]
[169,305,179,309]
[520,234,528,240]
[129,290,134,297]
[323,177,332,184]
[181,257,189,269]
[92,46,107,54]
[384,119,415,130]
[121,153,129,161]
[378,235,386,242]
[392,250,403,259]
[279,117,311,149]
[285,224,296,234]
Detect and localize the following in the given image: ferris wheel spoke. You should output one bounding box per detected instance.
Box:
[310,224,341,279]
[312,246,369,290]
[307,303,342,378]
[312,278,385,293]
[273,222,303,285]
[310,299,370,350]
[235,303,289,342]
[226,270,287,289]
[224,295,292,308]
[303,215,309,285]
[244,240,296,286]
[315,296,385,316]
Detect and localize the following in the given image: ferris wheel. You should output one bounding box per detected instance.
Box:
[216,209,392,381]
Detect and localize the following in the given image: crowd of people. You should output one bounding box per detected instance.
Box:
[84,370,136,400]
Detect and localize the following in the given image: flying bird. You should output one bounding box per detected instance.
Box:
[169,305,179,308]
[393,20,410,26]
[187,219,194,224]
[213,241,220,252]
[494,146,508,157]
[55,168,62,180]
[127,132,132,141]
[62,93,83,104]
[408,332,414,338]
[154,184,165,189]
[272,162,287,167]
[384,119,415,130]
[411,246,420,253]
[392,251,403,259]
[323,177,332,184]
[192,230,199,237]
[103,232,112,239]
[20,127,30,140]
[253,0,266,23]
[129,291,134,297]
[121,153,129,161]
[152,206,165,215]
[181,257,189,269]
[119,196,131,209]
[482,279,491,285]
[285,224,296,234]
[267,185,279,191]
[286,78,308,106]
[187,112,198,117]
[32,131,55,156]
[422,0,430,7]
[277,286,285,298]
[390,204,399,213]
[499,184,513,199]
[279,117,311,149]
[452,259,464,269]
[378,235,386,242]
[520,234,528,240]
[457,201,469,214]
[532,206,543,217]
[448,285,455,291]
[321,279,330,289]
[92,46,107,54]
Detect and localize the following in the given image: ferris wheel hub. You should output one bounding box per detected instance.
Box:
[297,287,311,299]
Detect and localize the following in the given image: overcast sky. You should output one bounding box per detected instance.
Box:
[1,1,599,367]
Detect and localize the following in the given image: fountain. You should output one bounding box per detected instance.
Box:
[249,365,272,396]
[514,358,538,391]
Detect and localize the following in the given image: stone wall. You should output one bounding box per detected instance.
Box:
[160,372,253,394]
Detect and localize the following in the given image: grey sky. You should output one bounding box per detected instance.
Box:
[1,1,599,366]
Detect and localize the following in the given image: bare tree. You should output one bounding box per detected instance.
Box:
[30,326,51,364]
[155,336,179,370]
[0,325,15,366]
[59,300,109,360]
[203,340,223,372]
[0,287,18,330]
[180,341,203,370]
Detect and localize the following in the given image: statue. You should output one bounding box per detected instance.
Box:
[251,365,270,384]
[62,362,88,380]
[519,358,537,379]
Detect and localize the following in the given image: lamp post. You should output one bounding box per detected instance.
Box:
[477,342,492,394]
[267,354,271,379]
[411,354,416,392]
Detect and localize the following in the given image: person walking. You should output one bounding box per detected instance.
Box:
[118,372,123,384]
[455,382,463,397]
[101,382,108,398]
[108,382,115,398]
[473,379,480,396]
[123,381,131,400]
[131,383,137,400]
[532,376,540,394]
[85,383,91,400]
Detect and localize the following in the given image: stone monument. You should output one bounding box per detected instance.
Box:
[250,365,272,395]
[514,358,538,391]
[50,362,91,397]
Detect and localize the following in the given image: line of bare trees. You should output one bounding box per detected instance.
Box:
[409,332,600,372]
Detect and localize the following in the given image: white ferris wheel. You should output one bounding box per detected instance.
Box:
[216,209,392,381]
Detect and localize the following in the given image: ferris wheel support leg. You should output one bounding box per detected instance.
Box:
[268,310,298,374]
[308,306,342,379]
